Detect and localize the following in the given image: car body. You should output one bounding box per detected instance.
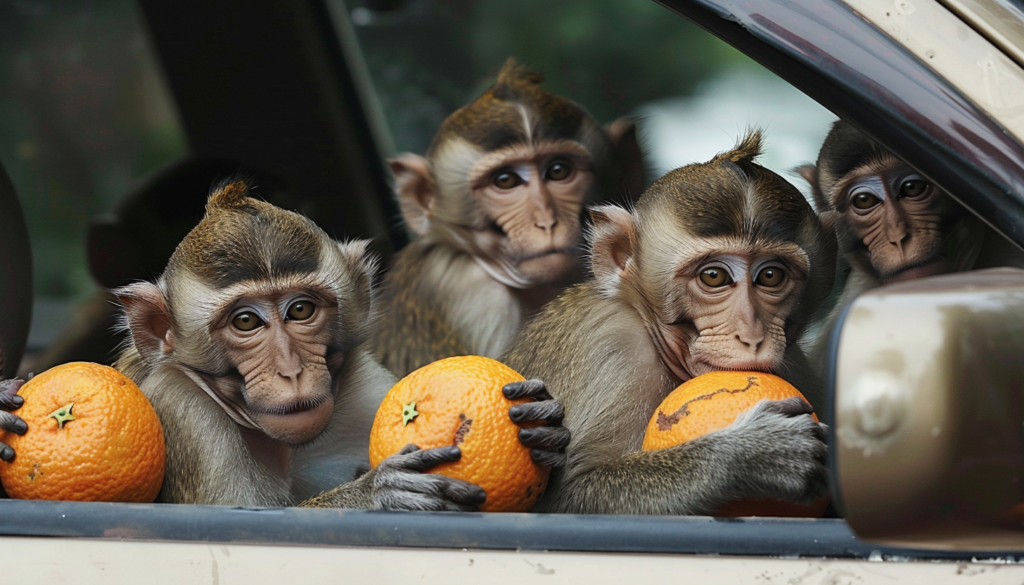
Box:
[1,0,1023,582]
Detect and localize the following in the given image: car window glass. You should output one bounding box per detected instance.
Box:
[341,0,835,188]
[0,0,188,360]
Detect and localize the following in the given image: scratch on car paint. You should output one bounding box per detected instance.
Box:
[209,547,220,585]
[523,559,554,576]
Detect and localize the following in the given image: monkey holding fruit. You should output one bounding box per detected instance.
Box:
[111,180,568,509]
[505,131,832,515]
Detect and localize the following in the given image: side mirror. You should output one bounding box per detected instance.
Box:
[831,267,1024,550]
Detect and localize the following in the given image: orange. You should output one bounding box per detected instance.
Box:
[0,362,165,502]
[642,371,827,517]
[369,356,549,512]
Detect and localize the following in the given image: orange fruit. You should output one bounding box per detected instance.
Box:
[642,371,827,517]
[369,356,549,512]
[0,362,165,502]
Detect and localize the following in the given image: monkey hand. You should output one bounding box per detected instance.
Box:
[0,378,27,462]
[719,397,828,504]
[365,444,487,512]
[504,379,570,468]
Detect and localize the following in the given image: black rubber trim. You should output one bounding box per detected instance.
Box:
[0,500,1022,560]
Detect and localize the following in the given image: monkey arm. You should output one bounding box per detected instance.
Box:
[535,398,828,515]
[297,444,486,511]
[0,378,26,461]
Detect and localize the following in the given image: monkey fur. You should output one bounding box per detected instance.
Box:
[503,130,832,515]
[371,58,645,377]
[115,180,567,508]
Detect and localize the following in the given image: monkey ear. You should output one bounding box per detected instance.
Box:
[335,239,380,280]
[588,205,637,296]
[389,154,436,236]
[605,117,646,200]
[114,281,174,359]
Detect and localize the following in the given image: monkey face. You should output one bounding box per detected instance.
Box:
[652,243,808,380]
[212,289,341,445]
[836,164,955,283]
[451,141,593,287]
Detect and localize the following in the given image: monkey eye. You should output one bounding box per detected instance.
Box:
[900,179,929,198]
[544,160,574,181]
[492,170,524,190]
[286,301,316,321]
[754,266,786,288]
[232,311,264,332]
[851,192,882,210]
[699,267,733,287]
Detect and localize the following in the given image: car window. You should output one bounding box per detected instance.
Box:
[0,0,188,364]
[343,0,834,189]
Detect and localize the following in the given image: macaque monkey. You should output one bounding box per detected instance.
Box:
[372,58,644,377]
[804,120,1024,352]
[112,180,567,508]
[504,131,833,515]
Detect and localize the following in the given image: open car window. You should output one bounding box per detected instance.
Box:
[1,0,1023,569]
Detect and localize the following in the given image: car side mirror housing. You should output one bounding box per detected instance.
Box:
[831,267,1024,550]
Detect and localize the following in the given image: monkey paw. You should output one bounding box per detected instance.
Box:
[0,378,26,462]
[370,444,487,512]
[504,379,571,468]
[722,397,829,504]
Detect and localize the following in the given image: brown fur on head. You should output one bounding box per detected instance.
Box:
[588,130,835,380]
[116,179,378,444]
[390,58,644,289]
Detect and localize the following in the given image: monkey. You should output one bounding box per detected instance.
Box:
[502,130,833,515]
[803,120,1024,357]
[370,58,645,377]
[110,179,568,509]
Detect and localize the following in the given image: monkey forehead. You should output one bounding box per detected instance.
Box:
[171,201,323,289]
[429,88,599,155]
[166,270,338,325]
[817,120,898,200]
[637,160,813,243]
[639,215,811,273]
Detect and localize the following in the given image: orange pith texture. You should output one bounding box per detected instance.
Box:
[369,356,549,512]
[0,362,165,502]
[642,371,826,518]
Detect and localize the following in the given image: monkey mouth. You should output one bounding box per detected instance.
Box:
[882,255,947,283]
[251,393,331,417]
[518,246,576,262]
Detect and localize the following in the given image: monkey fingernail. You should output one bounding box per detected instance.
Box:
[508,406,524,422]
[0,447,12,461]
[12,420,26,434]
[518,428,536,443]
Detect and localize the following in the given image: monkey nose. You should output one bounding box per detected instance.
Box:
[534,218,557,233]
[735,331,765,353]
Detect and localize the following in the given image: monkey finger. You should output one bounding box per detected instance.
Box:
[0,378,24,403]
[397,443,422,456]
[0,440,14,462]
[503,379,551,401]
[759,397,814,418]
[518,426,571,451]
[530,448,566,468]
[394,446,462,473]
[509,399,564,424]
[436,476,487,506]
[0,411,26,435]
